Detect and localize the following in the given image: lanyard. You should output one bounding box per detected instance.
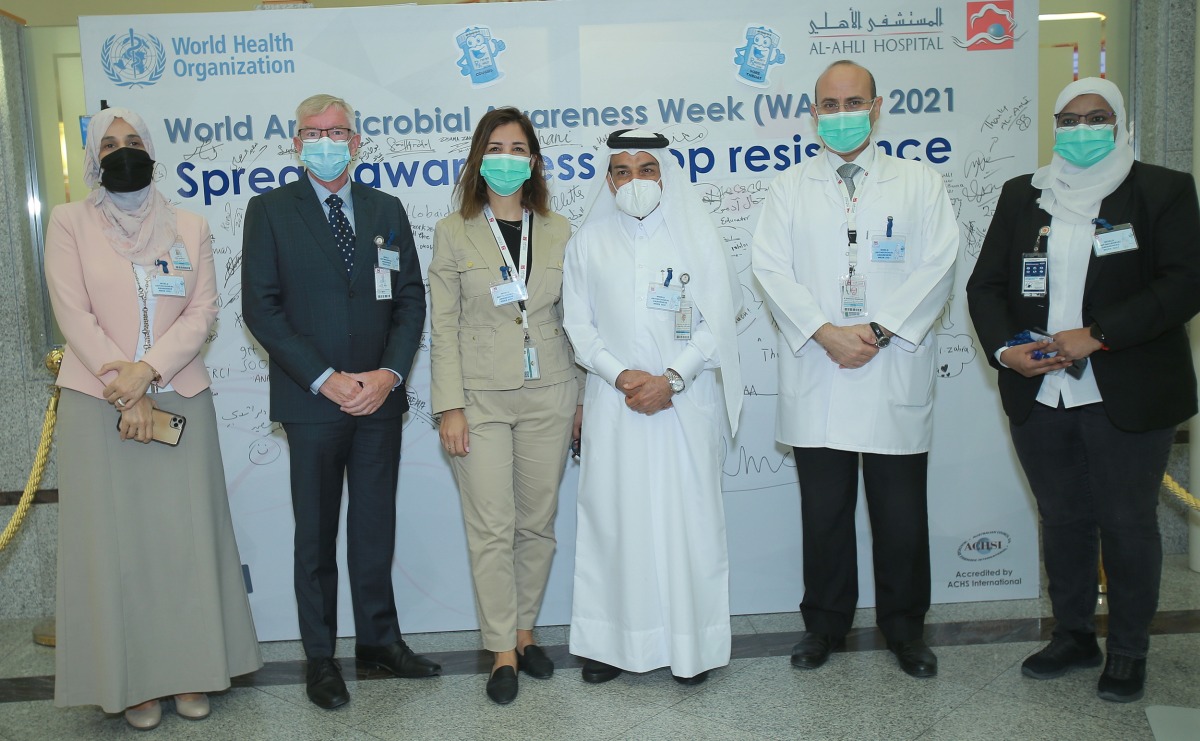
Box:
[835,169,869,275]
[483,204,532,333]
[483,205,530,283]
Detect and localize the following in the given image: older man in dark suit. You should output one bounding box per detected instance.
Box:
[242,93,437,710]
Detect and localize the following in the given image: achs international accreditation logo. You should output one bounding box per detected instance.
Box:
[957,530,1012,561]
[733,26,786,88]
[455,26,506,87]
[101,28,166,88]
[953,2,1016,51]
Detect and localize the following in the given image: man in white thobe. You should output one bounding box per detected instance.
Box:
[752,61,958,678]
[563,129,742,685]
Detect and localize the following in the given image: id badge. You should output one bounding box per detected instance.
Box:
[377,247,401,271]
[675,299,693,341]
[169,242,193,271]
[150,275,186,297]
[375,267,393,300]
[523,345,541,380]
[1021,253,1048,298]
[841,275,866,318]
[870,233,906,263]
[1093,224,1138,257]
[647,283,683,312]
[490,275,529,306]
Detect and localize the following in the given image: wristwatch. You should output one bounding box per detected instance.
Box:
[664,368,685,394]
[869,322,890,348]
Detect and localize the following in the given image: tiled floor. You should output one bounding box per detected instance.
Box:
[0,555,1196,740]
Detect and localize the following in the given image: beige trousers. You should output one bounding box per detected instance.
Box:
[452,382,577,651]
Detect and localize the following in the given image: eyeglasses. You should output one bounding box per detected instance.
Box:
[297,127,353,142]
[1053,109,1116,128]
[818,98,876,113]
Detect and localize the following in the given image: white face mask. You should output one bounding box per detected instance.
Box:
[611,176,662,219]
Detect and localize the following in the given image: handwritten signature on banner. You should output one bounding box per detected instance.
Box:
[809,8,944,34]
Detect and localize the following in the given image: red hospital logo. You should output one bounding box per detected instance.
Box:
[956,1,1016,51]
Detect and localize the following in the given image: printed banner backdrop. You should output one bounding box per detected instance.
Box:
[79,0,1040,641]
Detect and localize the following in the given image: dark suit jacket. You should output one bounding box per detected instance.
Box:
[966,161,1200,432]
[241,176,426,424]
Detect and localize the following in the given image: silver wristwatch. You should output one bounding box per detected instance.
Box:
[664,368,685,394]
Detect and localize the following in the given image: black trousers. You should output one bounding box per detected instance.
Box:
[793,447,931,642]
[284,415,404,658]
[1009,403,1172,658]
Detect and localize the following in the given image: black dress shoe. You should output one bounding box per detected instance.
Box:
[581,659,622,684]
[1097,654,1146,703]
[1021,632,1102,679]
[790,632,842,670]
[306,657,350,709]
[486,665,519,705]
[355,640,441,678]
[672,670,710,686]
[517,645,555,679]
[888,639,938,678]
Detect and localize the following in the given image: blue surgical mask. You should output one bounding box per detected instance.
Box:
[300,137,352,182]
[1053,124,1116,168]
[816,109,873,155]
[479,153,532,197]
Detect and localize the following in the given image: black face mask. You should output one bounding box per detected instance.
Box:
[99,147,155,192]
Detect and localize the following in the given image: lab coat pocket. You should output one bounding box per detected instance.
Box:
[888,342,935,407]
[459,325,495,380]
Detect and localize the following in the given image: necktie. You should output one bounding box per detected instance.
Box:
[838,163,862,199]
[325,193,354,275]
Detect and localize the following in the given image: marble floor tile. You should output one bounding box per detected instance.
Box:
[352,667,665,741]
[983,633,1200,735]
[557,657,755,710]
[1155,554,1200,612]
[917,688,1145,741]
[255,670,469,721]
[0,630,54,679]
[620,707,773,741]
[671,652,979,741]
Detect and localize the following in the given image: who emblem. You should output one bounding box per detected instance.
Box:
[101,29,166,88]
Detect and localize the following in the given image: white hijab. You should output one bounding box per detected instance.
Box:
[583,133,744,435]
[84,107,177,266]
[1031,77,1134,224]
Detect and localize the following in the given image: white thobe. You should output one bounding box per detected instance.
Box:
[563,207,731,677]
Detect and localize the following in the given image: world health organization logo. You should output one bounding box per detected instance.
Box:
[101,29,166,88]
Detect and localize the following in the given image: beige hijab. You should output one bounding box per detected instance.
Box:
[83,107,177,266]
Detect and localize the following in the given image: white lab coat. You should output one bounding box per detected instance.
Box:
[752,148,958,454]
[562,208,731,677]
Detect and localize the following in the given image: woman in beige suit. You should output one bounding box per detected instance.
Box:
[429,107,582,705]
[45,107,261,730]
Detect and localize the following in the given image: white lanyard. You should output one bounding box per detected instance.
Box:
[483,205,530,283]
[483,204,532,332]
[835,169,869,275]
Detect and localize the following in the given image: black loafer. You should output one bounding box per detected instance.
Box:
[305,657,350,709]
[888,639,938,678]
[355,640,441,678]
[672,670,710,686]
[1021,632,1102,679]
[581,659,622,684]
[1097,654,1146,703]
[517,645,555,679]
[790,632,843,670]
[486,665,519,705]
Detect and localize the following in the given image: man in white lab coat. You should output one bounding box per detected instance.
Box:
[563,129,742,686]
[752,61,957,678]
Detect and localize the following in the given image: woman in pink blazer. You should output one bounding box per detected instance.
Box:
[45,107,260,730]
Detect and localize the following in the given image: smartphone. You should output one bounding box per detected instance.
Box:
[115,408,186,445]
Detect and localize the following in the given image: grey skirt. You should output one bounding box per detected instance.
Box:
[54,388,262,712]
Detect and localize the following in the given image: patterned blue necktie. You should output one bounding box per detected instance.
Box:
[325,193,354,275]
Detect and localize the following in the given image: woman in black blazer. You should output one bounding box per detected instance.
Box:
[967,78,1200,704]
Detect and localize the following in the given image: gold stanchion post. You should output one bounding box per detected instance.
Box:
[32,348,63,648]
